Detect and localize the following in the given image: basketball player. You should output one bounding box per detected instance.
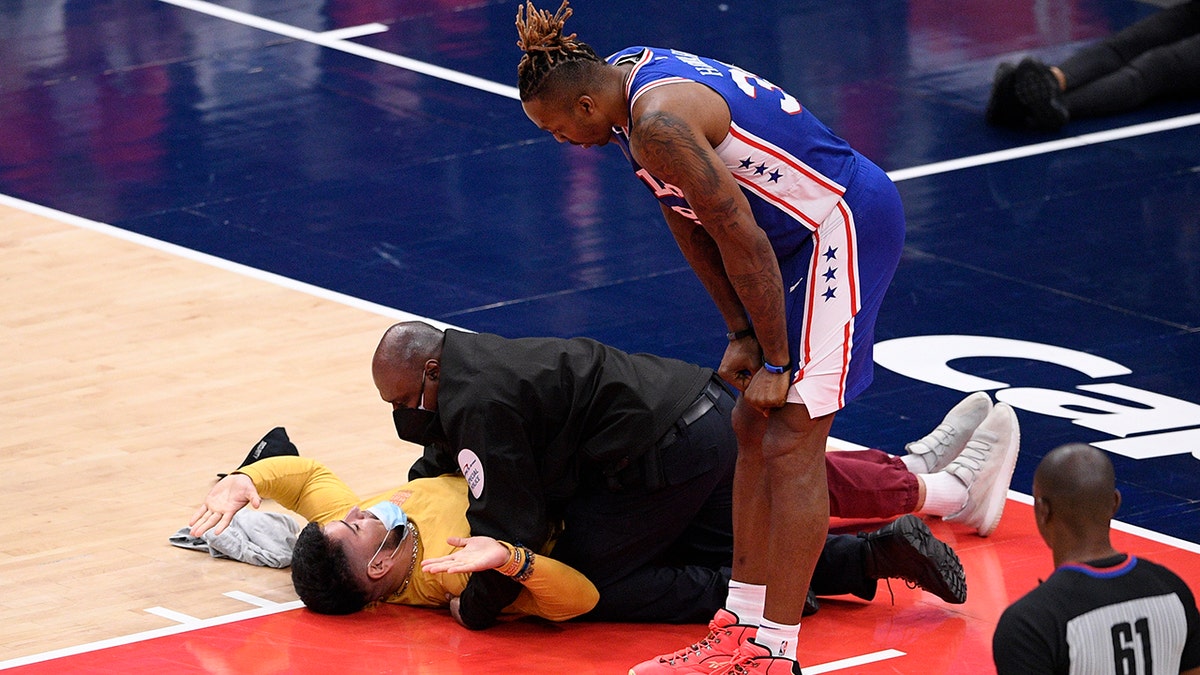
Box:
[513,2,910,671]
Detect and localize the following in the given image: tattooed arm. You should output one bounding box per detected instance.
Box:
[658,204,759,392]
[630,83,789,409]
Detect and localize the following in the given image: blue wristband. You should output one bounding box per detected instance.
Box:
[762,359,790,374]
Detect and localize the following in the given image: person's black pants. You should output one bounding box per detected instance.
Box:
[553,379,877,623]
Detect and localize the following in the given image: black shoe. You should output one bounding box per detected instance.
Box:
[217,427,299,479]
[1012,57,1069,131]
[985,61,1021,127]
[802,588,820,617]
[860,515,967,604]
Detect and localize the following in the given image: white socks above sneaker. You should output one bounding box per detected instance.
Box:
[755,619,800,660]
[919,471,969,517]
[725,583,800,662]
[725,580,766,626]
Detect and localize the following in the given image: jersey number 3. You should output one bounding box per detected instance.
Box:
[728,66,802,115]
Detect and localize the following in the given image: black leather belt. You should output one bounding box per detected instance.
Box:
[657,378,726,449]
[603,378,730,493]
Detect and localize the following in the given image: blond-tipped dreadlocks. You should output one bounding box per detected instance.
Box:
[515,0,601,101]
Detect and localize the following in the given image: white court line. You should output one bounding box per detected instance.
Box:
[155,0,1200,181]
[144,607,202,625]
[886,112,1200,183]
[0,193,461,333]
[157,0,520,100]
[1006,491,1200,555]
[0,600,304,670]
[223,590,290,608]
[141,592,284,626]
[807,648,906,674]
[319,22,388,41]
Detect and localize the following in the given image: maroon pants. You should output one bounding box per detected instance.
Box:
[826,449,919,518]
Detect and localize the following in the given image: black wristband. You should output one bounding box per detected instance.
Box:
[726,328,755,341]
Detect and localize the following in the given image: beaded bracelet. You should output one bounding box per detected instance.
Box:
[496,542,536,582]
[514,549,535,583]
[497,542,525,577]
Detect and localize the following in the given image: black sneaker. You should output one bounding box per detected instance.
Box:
[860,515,967,604]
[1012,57,1069,131]
[985,61,1021,128]
[217,426,299,478]
[803,588,820,617]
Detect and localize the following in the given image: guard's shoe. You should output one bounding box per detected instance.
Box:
[629,609,754,674]
[944,403,1020,537]
[712,640,802,675]
[861,515,967,604]
[1012,57,1069,131]
[985,61,1021,127]
[802,588,819,617]
[905,392,992,473]
[218,427,299,479]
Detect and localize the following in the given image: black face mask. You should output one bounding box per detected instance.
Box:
[393,407,447,447]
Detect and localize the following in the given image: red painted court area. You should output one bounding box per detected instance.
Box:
[9,500,1199,675]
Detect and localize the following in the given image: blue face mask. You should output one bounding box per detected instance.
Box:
[366,500,408,531]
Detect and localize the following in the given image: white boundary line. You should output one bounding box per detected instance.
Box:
[1006,491,1200,555]
[0,600,304,670]
[222,590,292,608]
[157,0,520,100]
[154,0,1200,181]
[0,193,460,332]
[319,23,388,41]
[143,607,202,625]
[807,648,906,674]
[887,112,1200,183]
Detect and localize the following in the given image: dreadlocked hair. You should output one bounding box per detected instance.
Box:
[515,0,601,101]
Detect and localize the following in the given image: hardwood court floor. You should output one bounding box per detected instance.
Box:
[0,201,419,660]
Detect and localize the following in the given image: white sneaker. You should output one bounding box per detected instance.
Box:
[943,402,1020,537]
[905,392,993,473]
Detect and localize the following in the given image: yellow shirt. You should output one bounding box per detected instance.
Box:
[238,457,598,621]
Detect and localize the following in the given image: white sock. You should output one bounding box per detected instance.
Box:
[919,471,969,517]
[724,580,766,626]
[900,453,928,474]
[754,618,800,661]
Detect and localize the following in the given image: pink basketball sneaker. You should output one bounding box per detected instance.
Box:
[628,609,755,674]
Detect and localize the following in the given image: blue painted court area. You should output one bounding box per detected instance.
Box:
[2,0,1198,543]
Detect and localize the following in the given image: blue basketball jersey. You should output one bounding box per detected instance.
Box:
[605,46,906,414]
[607,46,863,261]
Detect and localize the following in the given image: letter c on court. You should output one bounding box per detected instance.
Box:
[873,335,1132,392]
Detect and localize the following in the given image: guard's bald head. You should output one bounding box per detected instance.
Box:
[1034,443,1118,526]
[373,321,445,371]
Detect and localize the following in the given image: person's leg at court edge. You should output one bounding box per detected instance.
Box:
[631,398,827,675]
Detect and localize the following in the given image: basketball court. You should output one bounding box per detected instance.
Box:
[1,1,1198,673]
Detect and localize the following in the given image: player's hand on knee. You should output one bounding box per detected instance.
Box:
[743,368,789,413]
[718,336,760,391]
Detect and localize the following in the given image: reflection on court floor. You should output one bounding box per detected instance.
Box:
[1,0,1198,672]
